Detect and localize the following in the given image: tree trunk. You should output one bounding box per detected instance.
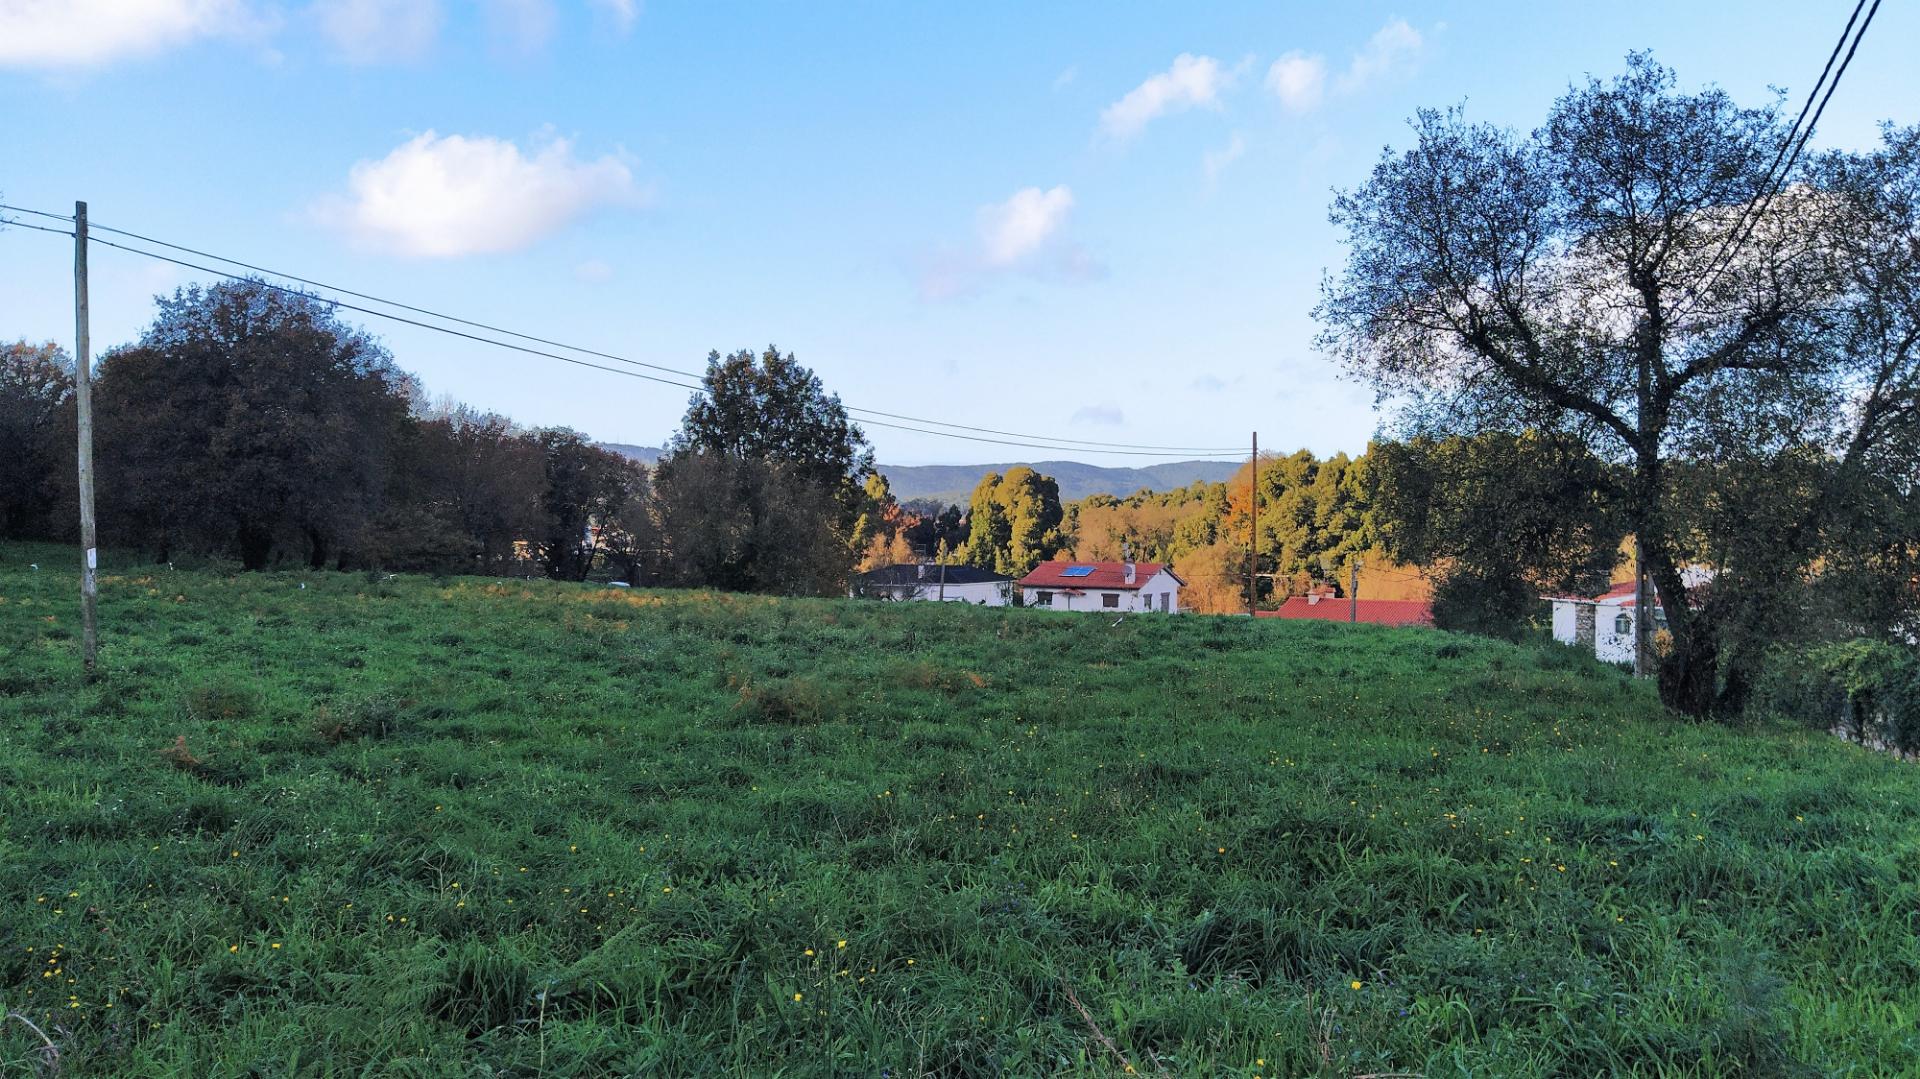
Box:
[238,524,273,571]
[308,528,329,570]
[1658,623,1720,718]
[1643,540,1718,717]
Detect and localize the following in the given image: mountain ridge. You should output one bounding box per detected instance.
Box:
[595,445,1240,504]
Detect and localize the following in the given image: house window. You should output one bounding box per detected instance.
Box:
[1614,612,1632,636]
[1034,591,1052,607]
[1102,593,1119,609]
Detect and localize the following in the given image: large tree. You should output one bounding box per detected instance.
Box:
[669,346,873,496]
[1317,56,1920,715]
[0,341,72,539]
[535,428,642,581]
[654,346,873,594]
[962,467,1065,577]
[95,280,411,569]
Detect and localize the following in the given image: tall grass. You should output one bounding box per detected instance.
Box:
[1,541,1916,1076]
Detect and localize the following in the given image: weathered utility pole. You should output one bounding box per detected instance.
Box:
[1248,432,1258,617]
[1632,537,1651,679]
[74,200,98,674]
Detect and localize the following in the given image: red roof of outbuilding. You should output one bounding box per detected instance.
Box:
[1018,561,1179,591]
[1258,597,1434,626]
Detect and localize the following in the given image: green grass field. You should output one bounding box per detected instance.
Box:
[2,541,1917,1077]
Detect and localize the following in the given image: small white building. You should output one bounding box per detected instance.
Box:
[1018,560,1183,613]
[851,563,1013,606]
[1549,568,1712,665]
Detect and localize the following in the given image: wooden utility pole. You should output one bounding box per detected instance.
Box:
[1632,537,1651,679]
[1248,432,1257,617]
[74,200,98,674]
[1349,557,1360,624]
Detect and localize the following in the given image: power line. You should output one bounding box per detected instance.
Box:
[1675,0,1880,321]
[15,224,1245,459]
[1,219,74,239]
[0,204,1247,455]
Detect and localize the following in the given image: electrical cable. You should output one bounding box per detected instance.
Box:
[2,204,1248,455]
[1674,0,1880,321]
[46,229,1247,458]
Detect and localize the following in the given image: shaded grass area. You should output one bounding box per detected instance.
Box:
[2,541,1918,1076]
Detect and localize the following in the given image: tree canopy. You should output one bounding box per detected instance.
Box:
[1317,55,1920,714]
[654,346,875,595]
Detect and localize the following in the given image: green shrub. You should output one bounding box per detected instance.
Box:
[1758,640,1920,753]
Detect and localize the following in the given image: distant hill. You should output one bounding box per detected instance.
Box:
[597,445,1239,504]
[598,443,664,465]
[878,460,1240,505]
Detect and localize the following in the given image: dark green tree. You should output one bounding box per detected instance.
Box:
[0,341,72,539]
[535,429,642,581]
[94,280,410,569]
[654,346,873,594]
[1368,432,1624,637]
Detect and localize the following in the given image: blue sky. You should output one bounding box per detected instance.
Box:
[4,1,1916,465]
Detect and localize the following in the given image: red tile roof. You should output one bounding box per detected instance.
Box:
[1258,597,1434,626]
[1018,561,1178,591]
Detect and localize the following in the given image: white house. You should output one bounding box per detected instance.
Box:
[1018,560,1183,613]
[1550,568,1713,665]
[851,563,1013,606]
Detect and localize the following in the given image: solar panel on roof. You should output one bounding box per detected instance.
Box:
[1061,566,1094,577]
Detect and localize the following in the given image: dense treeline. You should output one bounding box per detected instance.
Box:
[0,296,1615,620]
[0,285,868,593]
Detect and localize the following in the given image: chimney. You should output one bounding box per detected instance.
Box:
[1123,544,1136,585]
[1307,592,1320,605]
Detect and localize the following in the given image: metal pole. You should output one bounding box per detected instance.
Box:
[74,200,98,674]
[1248,432,1257,617]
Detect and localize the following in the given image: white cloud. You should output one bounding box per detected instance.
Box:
[314,131,643,258]
[589,0,638,33]
[1099,53,1230,141]
[1339,18,1424,92]
[483,0,555,56]
[312,0,442,64]
[1265,50,1326,113]
[1203,132,1246,184]
[0,0,259,68]
[978,185,1074,267]
[1071,405,1125,426]
[1263,20,1427,115]
[917,184,1101,299]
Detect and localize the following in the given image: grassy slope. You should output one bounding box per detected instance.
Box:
[1,541,1917,1077]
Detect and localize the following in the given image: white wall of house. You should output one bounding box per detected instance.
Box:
[1551,598,1646,665]
[1022,569,1181,613]
[865,580,1010,606]
[1551,600,1579,643]
[1593,602,1637,664]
